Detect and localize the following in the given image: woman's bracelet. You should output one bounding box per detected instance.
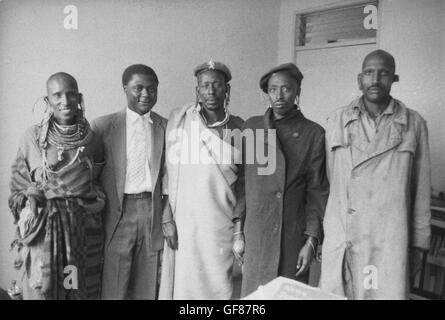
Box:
[162,219,173,224]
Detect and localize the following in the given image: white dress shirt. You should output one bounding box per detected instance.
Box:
[124,108,153,193]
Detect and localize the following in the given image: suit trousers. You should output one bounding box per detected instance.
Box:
[101,194,159,300]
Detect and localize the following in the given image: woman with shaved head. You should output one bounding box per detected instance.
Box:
[9,72,105,299]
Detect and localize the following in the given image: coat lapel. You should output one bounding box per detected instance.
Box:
[349,121,369,153]
[271,136,286,190]
[353,120,402,169]
[352,100,407,169]
[110,110,127,206]
[150,113,164,187]
[262,110,285,190]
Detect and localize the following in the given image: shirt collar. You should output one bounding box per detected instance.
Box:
[126,107,153,124]
[354,96,395,117]
[274,105,302,122]
[343,96,407,128]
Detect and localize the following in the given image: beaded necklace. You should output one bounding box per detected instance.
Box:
[46,118,91,161]
[196,104,230,140]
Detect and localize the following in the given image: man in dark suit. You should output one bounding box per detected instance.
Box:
[91,64,177,300]
[241,63,329,297]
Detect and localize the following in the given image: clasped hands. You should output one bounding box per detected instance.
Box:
[10,194,42,221]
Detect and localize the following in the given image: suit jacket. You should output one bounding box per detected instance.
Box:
[91,109,167,251]
[241,108,329,297]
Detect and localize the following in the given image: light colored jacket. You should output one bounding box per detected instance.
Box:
[320,98,431,300]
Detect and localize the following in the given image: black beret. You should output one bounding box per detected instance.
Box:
[259,62,303,93]
[194,59,232,82]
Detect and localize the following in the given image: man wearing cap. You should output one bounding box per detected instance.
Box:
[320,50,431,299]
[159,60,245,300]
[241,63,329,297]
[91,64,177,299]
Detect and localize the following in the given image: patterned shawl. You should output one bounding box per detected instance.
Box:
[9,117,105,299]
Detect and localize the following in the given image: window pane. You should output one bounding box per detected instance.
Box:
[297,2,377,48]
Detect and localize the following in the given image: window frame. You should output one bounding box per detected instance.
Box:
[294,0,381,55]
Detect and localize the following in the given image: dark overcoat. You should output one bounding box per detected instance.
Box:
[241,109,329,297]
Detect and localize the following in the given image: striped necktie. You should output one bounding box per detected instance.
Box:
[128,116,147,188]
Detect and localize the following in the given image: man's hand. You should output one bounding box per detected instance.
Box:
[232,232,245,266]
[162,220,178,250]
[295,242,315,277]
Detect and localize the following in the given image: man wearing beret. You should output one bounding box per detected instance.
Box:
[91,64,177,299]
[320,50,431,299]
[159,60,245,299]
[241,63,329,297]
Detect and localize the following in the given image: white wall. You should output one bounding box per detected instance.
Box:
[0,0,280,290]
[278,0,445,191]
[378,0,445,192]
[1,0,443,294]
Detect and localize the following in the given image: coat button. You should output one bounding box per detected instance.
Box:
[347,208,355,214]
[346,241,353,248]
[276,192,282,199]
